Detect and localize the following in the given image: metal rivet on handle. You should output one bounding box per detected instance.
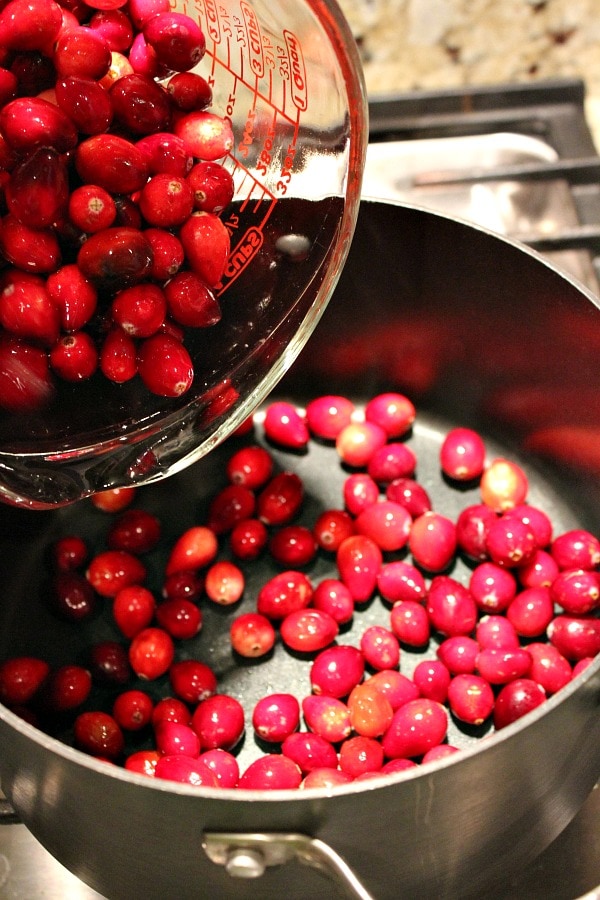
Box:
[224,847,266,879]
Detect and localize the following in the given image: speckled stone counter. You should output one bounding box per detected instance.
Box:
[337,0,600,148]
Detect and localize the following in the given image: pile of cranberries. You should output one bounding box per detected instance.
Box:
[0,0,235,410]
[1,391,599,791]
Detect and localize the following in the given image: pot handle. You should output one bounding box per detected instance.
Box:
[202,831,375,900]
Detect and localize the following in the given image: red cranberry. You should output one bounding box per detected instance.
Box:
[426,576,478,637]
[178,211,230,285]
[154,754,218,787]
[113,584,156,638]
[187,159,233,213]
[360,625,400,671]
[129,627,174,680]
[447,673,495,726]
[142,11,205,71]
[0,0,63,52]
[343,473,380,516]
[475,648,532,685]
[281,731,337,774]
[50,570,99,622]
[506,587,554,638]
[204,560,244,606]
[280,608,339,654]
[52,535,88,572]
[269,525,317,568]
[113,689,154,731]
[167,72,211,110]
[493,679,546,730]
[526,643,572,694]
[301,694,352,743]
[0,656,50,706]
[46,264,97,332]
[89,640,131,686]
[367,442,416,484]
[230,612,276,658]
[6,148,69,230]
[191,694,245,751]
[252,693,300,743]
[238,754,302,790]
[389,600,430,647]
[302,768,353,789]
[74,710,124,759]
[436,636,479,675]
[90,486,136,512]
[41,664,91,712]
[152,696,191,728]
[339,734,384,777]
[86,549,146,597]
[100,328,138,383]
[226,445,273,490]
[503,504,553,549]
[257,570,313,620]
[354,500,411,552]
[50,332,98,382]
[162,569,204,603]
[107,508,161,555]
[257,472,303,526]
[155,597,202,639]
[165,525,217,575]
[517,549,560,589]
[199,749,239,788]
[76,136,149,195]
[137,333,194,397]
[336,534,382,602]
[54,26,112,79]
[169,659,217,704]
[0,97,77,153]
[312,509,355,553]
[382,698,448,759]
[469,562,517,613]
[455,503,498,561]
[311,578,354,625]
[550,568,600,615]
[485,517,537,568]
[385,477,432,518]
[547,615,600,661]
[367,670,420,710]
[125,751,159,779]
[409,511,457,572]
[229,518,268,561]
[336,420,387,468]
[155,720,200,757]
[175,112,233,163]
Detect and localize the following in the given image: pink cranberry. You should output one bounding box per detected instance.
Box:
[263,401,309,449]
[230,612,276,658]
[526,643,572,694]
[252,693,300,743]
[360,625,400,670]
[455,503,498,561]
[385,477,432,518]
[493,679,546,730]
[475,615,520,650]
[440,427,486,481]
[551,529,600,570]
[154,754,218,787]
[504,504,553,548]
[311,579,354,625]
[354,500,411,552]
[339,734,384,777]
[436,636,479,674]
[485,517,537,567]
[377,560,427,604]
[367,670,420,710]
[198,749,239,788]
[422,745,460,764]
[412,660,451,703]
[336,420,387,468]
[343,473,380,516]
[281,731,338,773]
[547,615,600,661]
[310,645,365,698]
[382,698,448,759]
[475,648,532,685]
[550,568,600,615]
[366,442,417,484]
[305,394,355,439]
[469,562,517,613]
[155,720,200,757]
[364,392,415,438]
[204,560,244,607]
[517,549,560,589]
[301,768,353,789]
[506,587,554,638]
[389,600,430,647]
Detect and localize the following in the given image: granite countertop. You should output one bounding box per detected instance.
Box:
[337,0,600,149]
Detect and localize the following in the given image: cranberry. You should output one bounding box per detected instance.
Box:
[301,694,352,743]
[506,587,554,638]
[111,74,172,136]
[226,445,273,490]
[436,636,479,675]
[377,560,427,604]
[367,670,419,710]
[310,644,365,698]
[155,597,202,639]
[409,511,457,572]
[389,600,430,647]
[1,215,61,273]
[52,535,88,572]
[144,227,184,279]
[475,615,520,650]
[50,332,99,381]
[385,477,432,518]
[125,750,161,778]
[339,734,384,777]
[76,135,149,195]
[178,211,230,285]
[347,682,393,738]
[269,525,317,568]
[90,486,136,512]
[162,569,204,603]
[113,584,156,638]
[0,656,50,706]
[204,560,244,606]
[381,758,419,775]
[455,503,498,561]
[199,749,239,788]
[191,694,245,751]
[281,731,337,774]
[6,148,69,230]
[74,710,124,759]
[312,509,355,553]
[100,327,138,383]
[305,394,355,439]
[252,693,300,743]
[302,768,353,789]
[54,26,112,79]
[382,698,448,759]
[311,578,354,624]
[421,745,460,764]
[550,568,600,615]
[354,500,411,552]
[343,473,380,516]
[113,689,154,731]
[229,612,276,658]
[336,534,382,602]
[551,529,600,570]
[129,627,174,680]
[128,0,170,30]
[41,664,92,712]
[142,11,205,71]
[547,615,600,661]
[137,332,194,397]
[367,442,417,484]
[503,504,553,549]
[154,754,218,787]
[0,97,77,153]
[87,549,146,597]
[175,111,233,162]
[412,660,451,703]
[56,75,114,135]
[493,679,546,730]
[257,570,313,620]
[527,643,572,694]
[89,9,134,51]
[238,754,302,790]
[155,720,200,757]
[46,264,97,332]
[167,73,212,112]
[152,696,191,728]
[440,427,486,481]
[0,0,63,52]
[1,273,60,346]
[280,608,339,654]
[475,648,532,685]
[77,226,153,287]
[447,673,495,726]
[257,472,303,526]
[480,458,529,512]
[169,659,217,704]
[107,508,161,555]
[229,518,268,561]
[485,516,537,567]
[111,283,167,337]
[517,549,560,590]
[426,576,478,637]
[89,640,132,686]
[359,625,400,671]
[263,401,309,449]
[469,562,517,613]
[49,570,99,622]
[336,420,387,468]
[165,525,218,575]
[364,392,415,438]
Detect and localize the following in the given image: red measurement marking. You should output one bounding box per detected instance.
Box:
[283,30,307,112]
[203,0,221,44]
[240,0,264,78]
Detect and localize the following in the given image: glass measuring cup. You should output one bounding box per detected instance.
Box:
[0,0,367,508]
